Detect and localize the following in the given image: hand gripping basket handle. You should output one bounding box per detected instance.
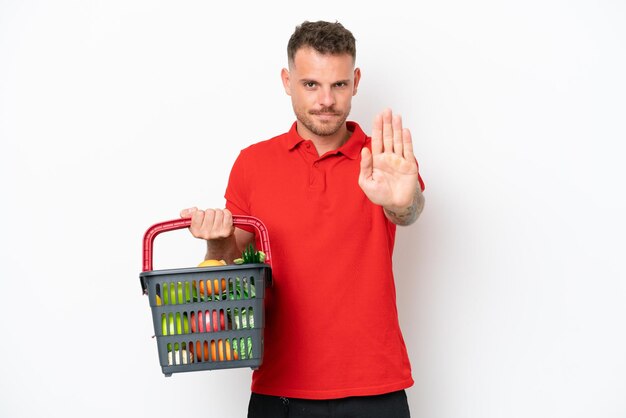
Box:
[142,215,272,272]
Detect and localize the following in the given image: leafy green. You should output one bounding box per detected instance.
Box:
[233,243,266,264]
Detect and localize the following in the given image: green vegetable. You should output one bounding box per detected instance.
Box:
[234,244,266,264]
[226,277,256,300]
[232,336,254,360]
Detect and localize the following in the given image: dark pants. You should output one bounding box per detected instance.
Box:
[247,390,410,418]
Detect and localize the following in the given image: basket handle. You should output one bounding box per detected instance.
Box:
[142,215,272,272]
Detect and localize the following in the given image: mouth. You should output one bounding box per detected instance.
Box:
[310,111,340,121]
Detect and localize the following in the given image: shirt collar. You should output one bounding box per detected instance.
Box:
[284,121,367,160]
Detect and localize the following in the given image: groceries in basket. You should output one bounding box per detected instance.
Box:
[155,245,265,366]
[140,215,272,376]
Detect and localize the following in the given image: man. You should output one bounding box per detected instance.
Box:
[181,20,425,418]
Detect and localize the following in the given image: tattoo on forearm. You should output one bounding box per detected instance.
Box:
[385,204,417,226]
[384,189,424,226]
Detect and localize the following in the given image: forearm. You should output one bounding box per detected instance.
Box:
[383,187,425,226]
[205,228,254,263]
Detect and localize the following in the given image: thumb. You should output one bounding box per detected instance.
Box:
[359,147,373,184]
[359,147,374,188]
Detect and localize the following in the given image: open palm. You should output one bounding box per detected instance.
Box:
[358,109,419,210]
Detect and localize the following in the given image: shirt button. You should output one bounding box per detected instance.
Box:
[313,162,319,167]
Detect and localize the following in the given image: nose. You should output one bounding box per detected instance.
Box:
[317,86,335,108]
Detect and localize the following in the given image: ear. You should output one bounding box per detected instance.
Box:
[281,68,292,96]
[353,67,361,96]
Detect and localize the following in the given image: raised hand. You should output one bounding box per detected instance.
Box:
[358,108,423,225]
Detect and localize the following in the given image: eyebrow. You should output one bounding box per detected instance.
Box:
[299,78,351,85]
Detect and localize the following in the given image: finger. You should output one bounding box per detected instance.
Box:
[180,207,197,218]
[223,208,234,229]
[190,209,205,236]
[392,114,403,157]
[371,113,383,155]
[382,108,393,153]
[358,147,373,186]
[402,128,415,162]
[202,209,216,235]
[213,209,225,231]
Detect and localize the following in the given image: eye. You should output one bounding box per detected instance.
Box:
[303,81,317,88]
[334,82,348,88]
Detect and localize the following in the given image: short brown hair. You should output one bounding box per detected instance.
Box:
[287,21,356,64]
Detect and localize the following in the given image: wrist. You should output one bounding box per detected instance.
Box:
[383,188,424,226]
[205,235,238,263]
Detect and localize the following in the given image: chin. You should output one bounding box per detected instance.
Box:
[297,112,348,137]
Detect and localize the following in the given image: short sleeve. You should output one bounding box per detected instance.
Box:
[225,150,255,233]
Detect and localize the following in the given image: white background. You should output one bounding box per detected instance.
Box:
[1,1,625,417]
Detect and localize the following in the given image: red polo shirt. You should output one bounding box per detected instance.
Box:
[225,121,423,399]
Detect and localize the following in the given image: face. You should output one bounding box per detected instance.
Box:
[281,47,361,139]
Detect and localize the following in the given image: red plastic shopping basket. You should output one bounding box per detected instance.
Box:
[139,215,272,377]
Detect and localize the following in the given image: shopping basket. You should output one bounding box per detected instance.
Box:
[139,215,272,377]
